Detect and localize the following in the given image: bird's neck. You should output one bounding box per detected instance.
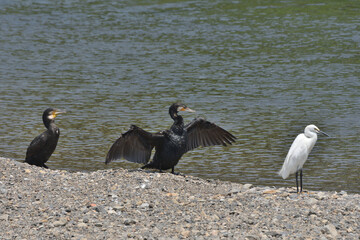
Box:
[304,130,317,139]
[169,111,184,133]
[44,119,56,131]
[174,115,183,124]
[169,109,183,123]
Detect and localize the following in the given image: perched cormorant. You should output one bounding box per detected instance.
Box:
[25,108,65,168]
[105,103,236,173]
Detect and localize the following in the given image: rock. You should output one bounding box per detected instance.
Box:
[139,203,150,209]
[94,223,103,227]
[181,230,190,238]
[242,184,253,191]
[266,230,282,237]
[0,157,359,239]
[124,219,137,226]
[107,209,116,214]
[262,189,278,194]
[95,206,106,214]
[229,187,242,195]
[166,193,179,197]
[112,204,124,211]
[245,235,259,240]
[324,224,338,237]
[0,214,9,221]
[306,198,318,205]
[53,218,68,227]
[316,192,327,200]
[77,223,87,228]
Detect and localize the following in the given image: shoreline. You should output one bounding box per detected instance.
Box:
[0,157,359,239]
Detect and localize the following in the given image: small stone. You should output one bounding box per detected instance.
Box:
[0,214,9,221]
[316,192,327,200]
[324,224,338,237]
[266,230,282,237]
[242,184,253,191]
[140,203,150,209]
[245,235,259,240]
[229,187,242,195]
[53,218,68,227]
[77,223,87,228]
[181,230,190,238]
[339,191,347,195]
[95,223,103,227]
[307,198,318,205]
[166,193,179,197]
[95,206,106,214]
[107,209,116,214]
[124,219,137,225]
[112,204,124,211]
[211,230,219,236]
[262,189,278,194]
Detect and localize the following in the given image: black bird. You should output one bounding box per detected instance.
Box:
[25,108,65,168]
[105,103,236,173]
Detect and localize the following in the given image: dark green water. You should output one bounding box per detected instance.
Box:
[0,0,359,193]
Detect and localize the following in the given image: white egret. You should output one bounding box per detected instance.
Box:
[278,124,329,193]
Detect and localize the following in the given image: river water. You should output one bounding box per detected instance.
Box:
[0,0,359,193]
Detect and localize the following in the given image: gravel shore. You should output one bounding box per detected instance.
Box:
[0,157,359,239]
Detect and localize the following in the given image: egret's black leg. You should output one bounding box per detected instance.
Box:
[300,169,303,193]
[296,171,299,193]
[171,167,175,174]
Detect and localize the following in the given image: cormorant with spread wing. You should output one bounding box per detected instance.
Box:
[25,108,65,168]
[105,103,236,173]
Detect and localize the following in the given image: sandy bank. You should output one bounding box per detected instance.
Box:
[0,157,359,239]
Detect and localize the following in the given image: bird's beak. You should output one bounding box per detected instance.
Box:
[52,109,66,118]
[183,107,196,113]
[317,129,329,137]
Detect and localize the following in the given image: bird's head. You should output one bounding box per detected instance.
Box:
[170,103,195,114]
[306,124,329,137]
[43,108,66,121]
[169,103,195,120]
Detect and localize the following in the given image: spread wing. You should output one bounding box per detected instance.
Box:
[105,125,164,164]
[185,117,236,152]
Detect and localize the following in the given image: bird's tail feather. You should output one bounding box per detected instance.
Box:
[278,165,289,179]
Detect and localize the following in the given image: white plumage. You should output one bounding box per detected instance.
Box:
[278,124,328,192]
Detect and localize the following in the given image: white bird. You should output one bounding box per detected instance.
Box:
[279,124,329,193]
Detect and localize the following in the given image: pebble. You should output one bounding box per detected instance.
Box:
[124,219,137,225]
[77,223,87,228]
[0,157,359,239]
[0,214,9,221]
[53,218,68,227]
[306,199,318,207]
[324,224,338,237]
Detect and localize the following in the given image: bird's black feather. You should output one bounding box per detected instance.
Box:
[185,117,236,152]
[105,104,236,173]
